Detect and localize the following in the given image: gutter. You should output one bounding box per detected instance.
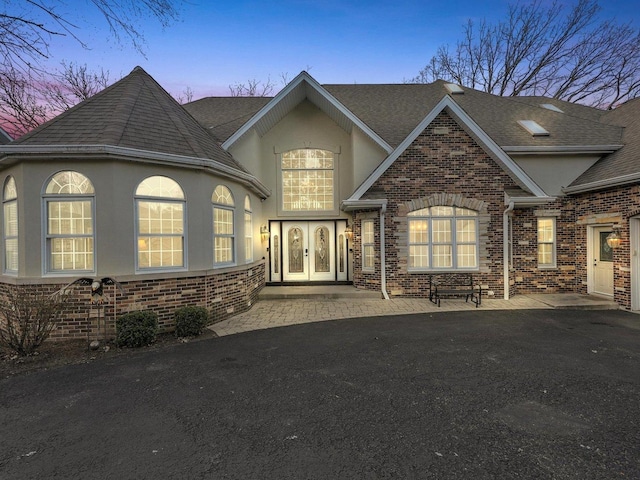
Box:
[501,145,622,155]
[0,144,272,199]
[503,201,514,300]
[563,172,640,194]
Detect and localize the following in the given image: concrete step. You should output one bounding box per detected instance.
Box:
[524,294,619,310]
[259,285,382,300]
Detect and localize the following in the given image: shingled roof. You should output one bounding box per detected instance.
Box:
[569,97,640,188]
[13,66,247,172]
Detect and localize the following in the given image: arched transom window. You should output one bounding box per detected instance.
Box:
[3,176,18,272]
[213,185,234,266]
[282,149,334,212]
[44,171,95,272]
[408,206,478,270]
[136,176,185,270]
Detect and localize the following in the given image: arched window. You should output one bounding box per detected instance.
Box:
[281,149,334,212]
[213,185,234,266]
[3,176,18,273]
[135,176,185,270]
[244,195,252,263]
[408,206,478,270]
[44,171,95,272]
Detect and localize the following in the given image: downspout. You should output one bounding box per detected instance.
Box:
[380,203,390,300]
[503,201,514,300]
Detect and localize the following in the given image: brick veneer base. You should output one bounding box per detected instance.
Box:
[0,261,265,341]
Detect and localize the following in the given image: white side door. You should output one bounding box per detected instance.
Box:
[592,226,614,296]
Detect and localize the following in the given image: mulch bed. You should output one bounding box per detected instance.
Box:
[0,329,218,378]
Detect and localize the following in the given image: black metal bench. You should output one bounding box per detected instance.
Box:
[428,273,481,307]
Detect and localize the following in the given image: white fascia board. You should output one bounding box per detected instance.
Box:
[502,145,622,155]
[221,71,392,154]
[507,195,557,207]
[348,95,547,201]
[0,144,271,198]
[341,198,388,211]
[563,172,640,194]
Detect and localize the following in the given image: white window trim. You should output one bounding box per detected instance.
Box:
[537,217,557,269]
[43,195,96,275]
[362,219,375,273]
[134,195,187,273]
[407,207,479,272]
[244,200,253,264]
[213,186,236,268]
[3,177,17,274]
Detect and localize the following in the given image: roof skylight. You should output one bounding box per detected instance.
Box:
[518,120,550,136]
[540,103,564,113]
[445,83,464,94]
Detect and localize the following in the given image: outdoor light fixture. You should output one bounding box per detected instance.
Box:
[260,225,270,241]
[606,229,622,249]
[345,224,353,242]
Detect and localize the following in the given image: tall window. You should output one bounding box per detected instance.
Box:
[362,219,375,271]
[136,176,185,270]
[282,149,334,211]
[213,185,234,266]
[44,171,95,272]
[244,195,252,263]
[3,176,18,273]
[537,218,556,267]
[408,206,478,270]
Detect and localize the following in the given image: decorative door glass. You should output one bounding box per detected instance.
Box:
[314,226,330,273]
[288,227,304,273]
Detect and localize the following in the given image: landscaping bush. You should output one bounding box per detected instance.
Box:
[116,310,158,348]
[174,306,208,337]
[0,288,67,356]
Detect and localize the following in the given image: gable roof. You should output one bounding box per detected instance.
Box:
[565,98,640,192]
[10,66,246,172]
[217,71,392,154]
[347,95,550,200]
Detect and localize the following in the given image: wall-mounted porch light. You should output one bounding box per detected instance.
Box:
[606,228,622,249]
[344,224,353,242]
[260,225,270,241]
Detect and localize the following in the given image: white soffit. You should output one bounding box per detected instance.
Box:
[518,120,550,136]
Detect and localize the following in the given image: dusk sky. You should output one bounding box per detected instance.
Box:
[45,0,640,100]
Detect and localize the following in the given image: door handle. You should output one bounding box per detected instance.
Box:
[305,248,308,257]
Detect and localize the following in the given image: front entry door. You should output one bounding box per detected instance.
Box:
[282,222,335,282]
[592,227,614,296]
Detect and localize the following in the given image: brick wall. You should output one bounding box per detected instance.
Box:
[573,184,640,309]
[0,261,265,341]
[354,110,519,298]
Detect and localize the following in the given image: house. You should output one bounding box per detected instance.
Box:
[0,67,637,338]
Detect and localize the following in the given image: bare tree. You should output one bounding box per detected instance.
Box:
[0,62,117,137]
[175,86,194,104]
[41,61,112,113]
[0,1,182,74]
[410,0,640,109]
[229,78,276,97]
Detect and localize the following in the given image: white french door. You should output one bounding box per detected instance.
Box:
[269,220,349,283]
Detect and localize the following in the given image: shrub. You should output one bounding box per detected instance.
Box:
[0,287,68,356]
[174,306,208,337]
[116,310,158,348]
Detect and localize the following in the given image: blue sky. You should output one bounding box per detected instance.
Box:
[47,0,640,99]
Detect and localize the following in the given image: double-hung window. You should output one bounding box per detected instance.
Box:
[3,176,18,273]
[537,218,556,268]
[408,206,478,270]
[136,176,185,270]
[213,185,235,266]
[362,219,375,271]
[44,171,95,273]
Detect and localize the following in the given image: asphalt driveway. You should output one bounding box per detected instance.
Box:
[1,309,639,479]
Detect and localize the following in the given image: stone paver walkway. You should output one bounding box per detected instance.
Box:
[210,293,556,337]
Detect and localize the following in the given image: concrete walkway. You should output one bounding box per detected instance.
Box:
[209,286,620,337]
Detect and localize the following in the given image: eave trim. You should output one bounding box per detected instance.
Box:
[348,95,547,201]
[563,172,640,194]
